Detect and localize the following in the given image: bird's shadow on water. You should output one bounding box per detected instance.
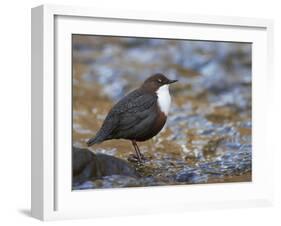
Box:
[18,209,32,218]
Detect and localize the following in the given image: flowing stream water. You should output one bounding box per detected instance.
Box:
[72,36,252,189]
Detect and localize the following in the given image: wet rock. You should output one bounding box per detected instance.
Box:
[202,137,224,158]
[73,181,97,190]
[72,147,138,185]
[175,168,208,183]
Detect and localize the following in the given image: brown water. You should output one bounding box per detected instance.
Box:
[72,35,252,189]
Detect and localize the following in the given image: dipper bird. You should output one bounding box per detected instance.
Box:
[87,73,177,163]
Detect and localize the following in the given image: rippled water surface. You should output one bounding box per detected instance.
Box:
[72,35,252,190]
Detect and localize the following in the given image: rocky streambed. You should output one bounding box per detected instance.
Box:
[72,35,252,190]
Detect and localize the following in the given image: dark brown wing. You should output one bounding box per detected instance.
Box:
[87,89,158,145]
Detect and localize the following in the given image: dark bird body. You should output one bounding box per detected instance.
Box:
[87,73,177,162]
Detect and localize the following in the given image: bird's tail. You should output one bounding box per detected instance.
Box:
[87,117,115,146]
[86,136,103,147]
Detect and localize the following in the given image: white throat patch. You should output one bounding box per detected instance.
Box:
[156,84,171,115]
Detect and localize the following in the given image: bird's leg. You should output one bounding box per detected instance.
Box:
[134,141,146,160]
[128,140,147,163]
[132,140,143,163]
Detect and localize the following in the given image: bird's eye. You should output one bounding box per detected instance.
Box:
[157,79,162,83]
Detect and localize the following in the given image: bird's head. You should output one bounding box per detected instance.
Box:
[141,73,177,92]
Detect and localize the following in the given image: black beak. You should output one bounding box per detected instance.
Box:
[168,79,178,84]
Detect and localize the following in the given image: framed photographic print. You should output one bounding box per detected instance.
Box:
[31,4,274,221]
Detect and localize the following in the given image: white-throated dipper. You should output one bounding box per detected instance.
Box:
[87,73,177,163]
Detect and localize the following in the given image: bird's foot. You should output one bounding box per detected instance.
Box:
[127,153,147,163]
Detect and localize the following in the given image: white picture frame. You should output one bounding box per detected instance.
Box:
[31,4,274,221]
